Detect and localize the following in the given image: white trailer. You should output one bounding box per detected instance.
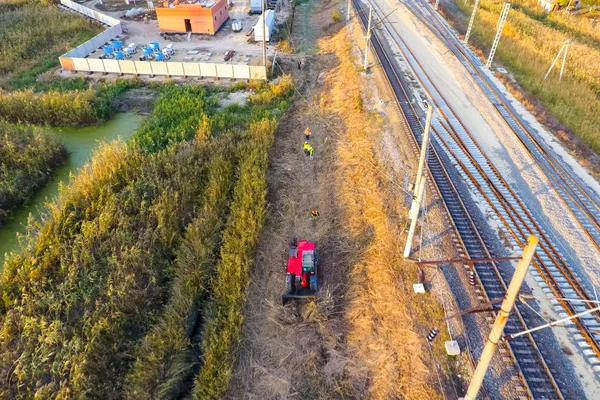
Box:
[250,0,264,13]
[254,9,275,42]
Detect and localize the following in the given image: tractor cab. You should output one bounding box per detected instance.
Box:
[302,250,315,273]
[283,239,318,304]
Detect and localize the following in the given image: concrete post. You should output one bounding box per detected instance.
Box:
[559,40,570,82]
[347,0,352,21]
[463,235,539,400]
[364,4,373,71]
[404,177,426,258]
[413,104,434,200]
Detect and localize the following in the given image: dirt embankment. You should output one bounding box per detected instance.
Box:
[227,1,456,398]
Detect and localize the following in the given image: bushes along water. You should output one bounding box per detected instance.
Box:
[0,121,66,225]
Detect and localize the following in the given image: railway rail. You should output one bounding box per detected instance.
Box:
[367,0,600,366]
[397,0,600,365]
[351,0,565,397]
[355,1,600,398]
[405,0,600,263]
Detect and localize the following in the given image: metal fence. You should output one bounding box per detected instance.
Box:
[58,0,267,80]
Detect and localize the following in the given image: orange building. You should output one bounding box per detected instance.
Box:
[156,0,229,35]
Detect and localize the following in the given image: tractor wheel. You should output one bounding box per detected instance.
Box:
[285,275,293,294]
[295,276,302,292]
[310,275,318,292]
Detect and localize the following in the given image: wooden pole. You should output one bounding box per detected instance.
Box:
[262,0,267,68]
[463,235,539,400]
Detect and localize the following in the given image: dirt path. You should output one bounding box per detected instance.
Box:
[227,1,471,398]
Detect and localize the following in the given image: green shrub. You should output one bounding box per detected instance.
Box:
[0,121,66,224]
[332,11,342,23]
[132,85,218,153]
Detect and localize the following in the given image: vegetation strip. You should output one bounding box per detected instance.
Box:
[0,80,137,127]
[193,117,278,399]
[125,135,237,399]
[0,138,217,398]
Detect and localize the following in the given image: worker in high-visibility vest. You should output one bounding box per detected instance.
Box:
[305,127,311,140]
[303,141,311,156]
[308,145,314,160]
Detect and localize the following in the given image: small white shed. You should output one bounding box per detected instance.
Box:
[254,10,275,42]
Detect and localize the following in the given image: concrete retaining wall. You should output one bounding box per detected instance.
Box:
[58,0,267,80]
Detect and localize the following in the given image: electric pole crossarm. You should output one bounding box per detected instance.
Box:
[504,304,600,341]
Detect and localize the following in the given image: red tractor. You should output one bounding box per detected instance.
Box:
[282,239,318,304]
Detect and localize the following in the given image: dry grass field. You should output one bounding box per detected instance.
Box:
[440,0,600,156]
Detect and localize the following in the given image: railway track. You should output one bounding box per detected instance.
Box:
[366,0,600,373]
[397,0,600,367]
[405,0,600,265]
[351,1,565,397]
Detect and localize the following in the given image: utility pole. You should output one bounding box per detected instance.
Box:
[486,2,510,68]
[464,0,479,44]
[262,0,267,69]
[412,104,433,200]
[404,105,434,258]
[559,40,570,82]
[544,39,571,82]
[347,0,352,21]
[364,4,373,71]
[462,235,539,400]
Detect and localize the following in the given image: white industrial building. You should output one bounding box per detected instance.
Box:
[254,10,275,42]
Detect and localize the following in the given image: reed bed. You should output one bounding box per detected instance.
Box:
[0,79,293,399]
[0,121,66,224]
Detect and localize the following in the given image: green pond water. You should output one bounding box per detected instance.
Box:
[0,112,144,267]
